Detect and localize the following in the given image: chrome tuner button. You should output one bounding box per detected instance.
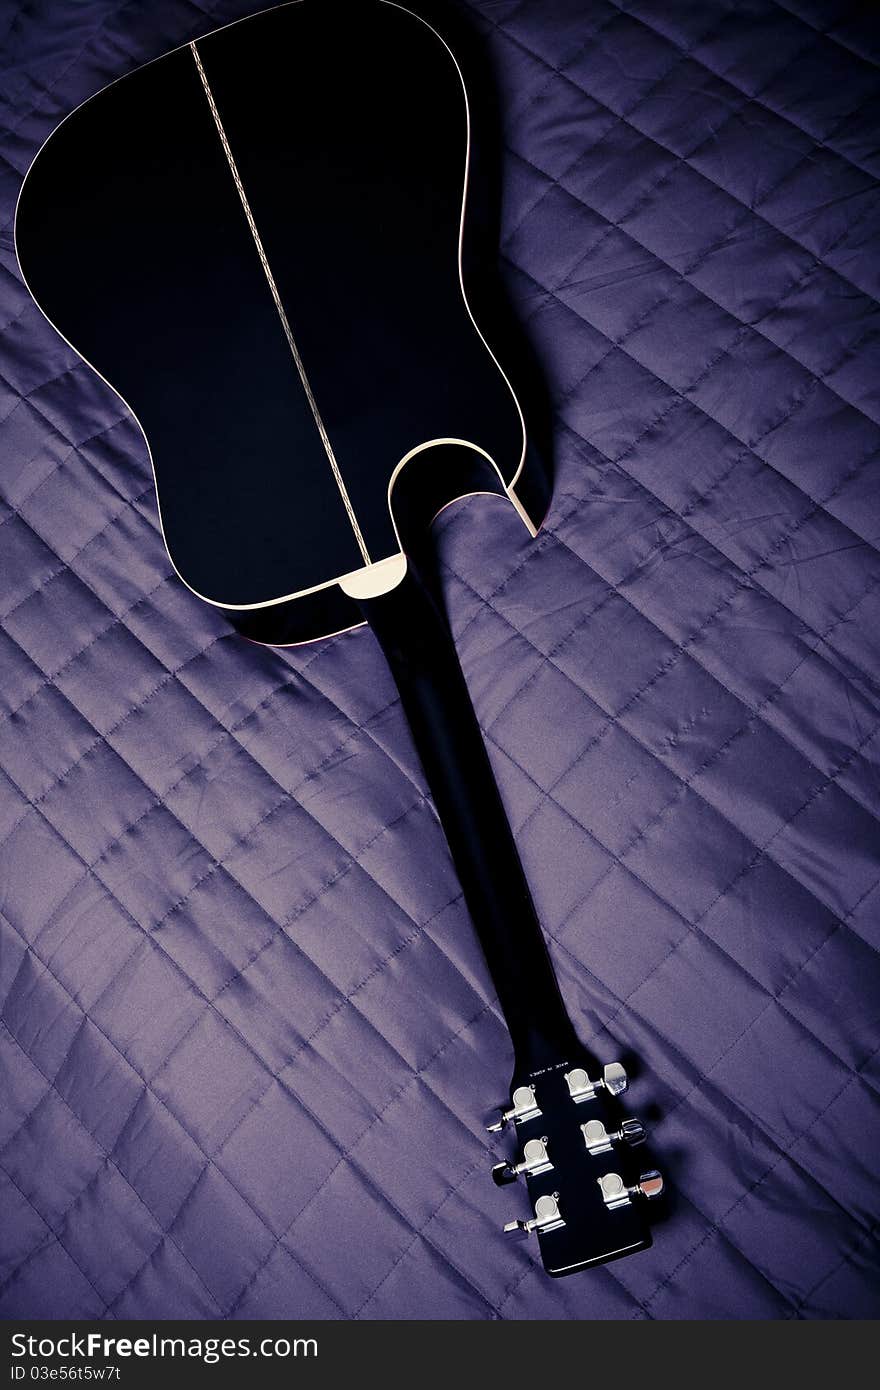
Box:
[487,1084,541,1133]
[518,1136,552,1178]
[582,1118,613,1155]
[564,1066,599,1103]
[513,1085,539,1115]
[598,1172,631,1210]
[603,1061,628,1096]
[504,1192,565,1239]
[533,1193,563,1229]
[619,1118,647,1147]
[635,1170,664,1201]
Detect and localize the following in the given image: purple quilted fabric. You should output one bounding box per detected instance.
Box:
[2,0,879,1320]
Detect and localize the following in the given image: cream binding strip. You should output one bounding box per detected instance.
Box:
[189,39,372,566]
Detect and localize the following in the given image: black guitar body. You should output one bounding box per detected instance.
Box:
[16,0,541,641]
[16,0,664,1277]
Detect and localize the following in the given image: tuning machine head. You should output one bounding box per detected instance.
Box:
[486,1084,540,1133]
[581,1116,646,1156]
[492,1136,552,1186]
[564,1061,628,1103]
[488,1056,661,1276]
[504,1192,564,1239]
[598,1170,665,1211]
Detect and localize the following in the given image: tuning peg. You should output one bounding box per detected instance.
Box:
[486,1084,540,1133]
[598,1170,665,1211]
[503,1192,565,1238]
[564,1061,628,1105]
[634,1170,664,1200]
[492,1136,552,1185]
[603,1061,628,1095]
[581,1116,647,1156]
[619,1118,646,1146]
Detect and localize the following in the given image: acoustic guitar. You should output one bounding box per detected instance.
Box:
[15,0,664,1277]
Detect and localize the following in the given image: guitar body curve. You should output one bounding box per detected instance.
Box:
[15,0,543,643]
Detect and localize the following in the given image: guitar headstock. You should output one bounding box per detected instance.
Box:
[488,1057,663,1276]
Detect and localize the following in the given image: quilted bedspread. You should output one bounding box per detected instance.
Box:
[1,0,879,1321]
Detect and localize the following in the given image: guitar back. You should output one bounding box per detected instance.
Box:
[15,0,528,638]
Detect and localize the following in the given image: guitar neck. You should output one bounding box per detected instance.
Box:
[358,559,580,1079]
